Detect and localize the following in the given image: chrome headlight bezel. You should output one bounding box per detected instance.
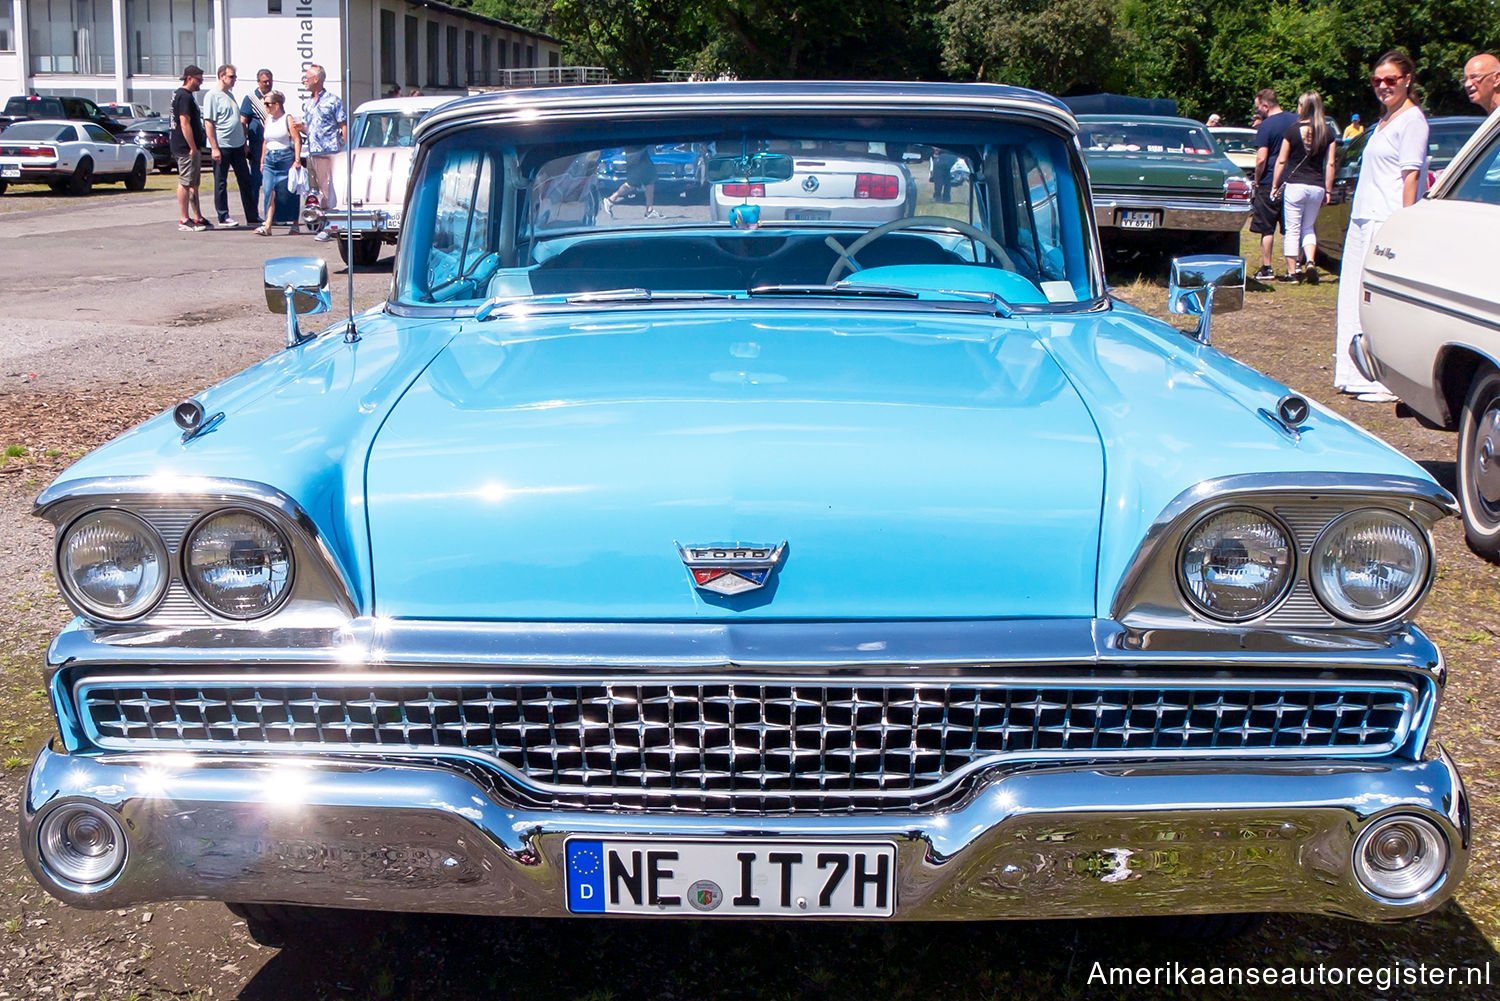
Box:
[56,508,170,621]
[182,507,297,620]
[1175,506,1296,622]
[1310,509,1431,623]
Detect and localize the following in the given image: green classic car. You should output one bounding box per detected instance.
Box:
[1078,115,1252,257]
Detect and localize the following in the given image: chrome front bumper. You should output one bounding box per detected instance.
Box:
[1092,197,1249,232]
[20,741,1468,922]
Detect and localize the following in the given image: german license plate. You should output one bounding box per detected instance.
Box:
[788,208,831,221]
[565,839,897,917]
[1118,210,1159,229]
[0,166,19,179]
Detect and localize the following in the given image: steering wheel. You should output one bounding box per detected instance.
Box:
[824,215,1016,284]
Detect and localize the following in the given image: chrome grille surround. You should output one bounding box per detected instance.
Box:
[75,672,1419,814]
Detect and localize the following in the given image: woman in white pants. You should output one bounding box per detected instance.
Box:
[1334,50,1429,402]
[1272,91,1337,282]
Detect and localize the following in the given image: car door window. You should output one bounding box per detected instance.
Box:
[1447,134,1500,206]
[84,124,114,143]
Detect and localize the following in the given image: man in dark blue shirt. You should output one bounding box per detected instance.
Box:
[1250,88,1297,280]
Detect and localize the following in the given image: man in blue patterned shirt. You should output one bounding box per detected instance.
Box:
[294,63,346,242]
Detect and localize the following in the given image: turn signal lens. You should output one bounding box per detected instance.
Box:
[1178,508,1294,621]
[59,510,168,620]
[1311,510,1428,622]
[183,509,294,618]
[1354,815,1448,901]
[38,804,126,886]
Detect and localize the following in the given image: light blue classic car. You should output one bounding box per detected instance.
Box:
[21,82,1466,943]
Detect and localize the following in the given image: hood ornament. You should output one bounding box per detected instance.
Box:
[678,543,786,596]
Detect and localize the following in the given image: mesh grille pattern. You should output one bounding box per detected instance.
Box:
[78,677,1414,812]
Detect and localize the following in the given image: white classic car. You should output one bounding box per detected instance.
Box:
[0,119,151,195]
[1355,109,1500,556]
[314,95,454,264]
[709,139,918,224]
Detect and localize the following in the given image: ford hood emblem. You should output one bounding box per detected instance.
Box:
[679,543,787,596]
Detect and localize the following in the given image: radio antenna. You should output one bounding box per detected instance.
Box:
[342,0,359,343]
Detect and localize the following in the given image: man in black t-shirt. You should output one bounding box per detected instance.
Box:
[1249,88,1297,280]
[169,65,209,232]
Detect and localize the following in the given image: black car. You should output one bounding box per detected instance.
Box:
[1,95,126,135]
[120,116,210,173]
[1315,115,1486,264]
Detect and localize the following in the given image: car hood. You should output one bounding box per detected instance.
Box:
[1083,152,1232,192]
[364,309,1105,620]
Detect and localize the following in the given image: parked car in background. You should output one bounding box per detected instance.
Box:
[596,143,710,202]
[1354,111,1500,557]
[0,119,150,195]
[1209,126,1257,176]
[119,116,211,173]
[18,82,1467,947]
[315,94,452,265]
[98,102,155,125]
[1,95,127,135]
[709,138,917,223]
[1316,116,1486,264]
[1077,114,1251,256]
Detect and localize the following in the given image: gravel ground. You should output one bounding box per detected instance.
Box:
[0,196,1495,1000]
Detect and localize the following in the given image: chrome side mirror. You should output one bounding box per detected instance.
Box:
[1167,254,1245,345]
[263,257,331,348]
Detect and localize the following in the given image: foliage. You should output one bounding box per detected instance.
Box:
[461,0,1500,122]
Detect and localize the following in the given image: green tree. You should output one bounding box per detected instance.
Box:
[938,0,1122,94]
[696,0,943,79]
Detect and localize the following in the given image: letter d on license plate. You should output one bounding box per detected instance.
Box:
[565,839,897,917]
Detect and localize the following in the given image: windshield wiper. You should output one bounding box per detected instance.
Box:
[474,288,734,320]
[746,283,920,300]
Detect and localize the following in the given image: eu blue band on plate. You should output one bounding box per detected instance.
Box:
[567,840,606,913]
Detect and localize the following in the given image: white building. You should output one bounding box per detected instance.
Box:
[0,0,563,116]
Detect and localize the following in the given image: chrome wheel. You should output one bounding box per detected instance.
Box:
[1458,364,1500,560]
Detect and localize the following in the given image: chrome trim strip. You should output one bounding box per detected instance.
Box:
[19,742,1470,920]
[1363,280,1500,334]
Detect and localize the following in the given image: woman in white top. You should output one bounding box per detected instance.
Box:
[254,91,303,236]
[1335,50,1429,401]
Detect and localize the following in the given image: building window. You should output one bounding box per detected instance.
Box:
[380,9,396,86]
[268,0,281,12]
[405,16,419,92]
[512,40,520,69]
[426,21,438,88]
[464,30,474,86]
[0,4,15,51]
[481,37,490,85]
[446,25,457,88]
[526,43,535,68]
[28,0,120,74]
[119,0,213,78]
[549,50,559,68]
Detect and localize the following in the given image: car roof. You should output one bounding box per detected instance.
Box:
[353,95,459,115]
[418,81,1076,142]
[8,119,81,129]
[1075,114,1208,128]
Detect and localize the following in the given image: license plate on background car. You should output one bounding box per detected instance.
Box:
[1118,210,1160,229]
[565,839,897,917]
[788,208,831,221]
[1,166,19,178]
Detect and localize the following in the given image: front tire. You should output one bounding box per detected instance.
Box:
[67,158,94,196]
[1458,364,1500,560]
[124,157,147,191]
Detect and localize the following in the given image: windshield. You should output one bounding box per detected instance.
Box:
[396,115,1099,310]
[1213,131,1255,154]
[1430,121,1484,168]
[1,122,71,142]
[1078,121,1217,156]
[353,111,425,149]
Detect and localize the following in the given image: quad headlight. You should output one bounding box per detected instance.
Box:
[1178,507,1294,621]
[183,509,294,618]
[58,510,169,620]
[1311,510,1429,622]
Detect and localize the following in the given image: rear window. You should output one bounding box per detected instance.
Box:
[1,122,71,142]
[1079,121,1217,156]
[6,97,65,117]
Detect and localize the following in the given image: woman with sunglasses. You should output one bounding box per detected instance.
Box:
[1335,50,1429,403]
[254,91,303,236]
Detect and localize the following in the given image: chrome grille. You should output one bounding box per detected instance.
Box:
[77,675,1415,813]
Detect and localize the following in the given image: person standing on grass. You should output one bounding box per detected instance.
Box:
[1271,91,1337,283]
[293,63,346,242]
[1249,88,1296,281]
[253,91,302,236]
[1334,49,1429,403]
[204,64,259,228]
[169,65,210,232]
